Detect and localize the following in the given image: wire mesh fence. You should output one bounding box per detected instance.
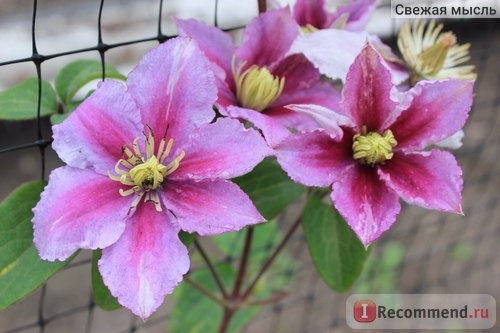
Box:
[0,0,499,332]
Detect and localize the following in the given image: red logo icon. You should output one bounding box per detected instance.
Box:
[353,300,376,323]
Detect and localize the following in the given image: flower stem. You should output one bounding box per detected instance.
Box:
[218,226,254,333]
[184,275,226,308]
[218,308,234,333]
[241,215,302,299]
[194,239,229,298]
[258,0,266,13]
[232,226,254,297]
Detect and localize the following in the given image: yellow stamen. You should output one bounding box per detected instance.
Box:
[397,20,476,84]
[233,58,285,112]
[108,127,185,214]
[300,24,319,34]
[418,32,456,76]
[129,156,167,190]
[352,129,397,166]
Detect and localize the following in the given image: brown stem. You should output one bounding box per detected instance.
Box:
[257,0,266,14]
[218,227,254,333]
[184,275,227,307]
[218,308,234,333]
[241,215,302,299]
[194,239,229,298]
[232,227,254,297]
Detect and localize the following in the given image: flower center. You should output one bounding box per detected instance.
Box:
[108,127,185,214]
[233,58,285,112]
[418,32,456,76]
[129,156,167,190]
[352,129,397,166]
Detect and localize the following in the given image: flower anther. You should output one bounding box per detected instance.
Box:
[352,128,397,166]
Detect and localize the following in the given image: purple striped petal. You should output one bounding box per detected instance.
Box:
[330,165,401,246]
[330,0,377,31]
[127,37,217,146]
[271,54,342,112]
[342,43,397,132]
[379,150,463,213]
[162,178,264,235]
[390,79,474,150]
[171,118,271,180]
[176,18,235,81]
[236,8,299,68]
[52,80,142,175]
[227,105,292,147]
[284,104,353,138]
[275,130,353,187]
[99,205,188,320]
[293,0,331,29]
[33,166,129,261]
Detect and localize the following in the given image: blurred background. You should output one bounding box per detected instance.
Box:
[0,0,498,332]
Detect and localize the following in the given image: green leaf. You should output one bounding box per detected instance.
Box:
[178,231,196,246]
[55,60,125,104]
[0,181,74,310]
[0,79,57,120]
[233,158,305,220]
[91,250,121,311]
[302,195,368,292]
[170,264,259,333]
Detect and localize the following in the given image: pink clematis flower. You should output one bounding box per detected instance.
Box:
[177,8,342,147]
[32,37,271,319]
[293,0,377,32]
[275,43,473,246]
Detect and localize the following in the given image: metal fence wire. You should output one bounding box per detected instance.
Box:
[0,0,499,332]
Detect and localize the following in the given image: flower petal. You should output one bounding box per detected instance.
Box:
[127,37,217,146]
[162,178,264,236]
[99,205,189,320]
[435,130,464,150]
[271,54,342,112]
[33,166,129,261]
[330,165,401,246]
[284,104,353,138]
[330,0,377,31]
[390,79,474,150]
[176,18,235,81]
[342,43,397,131]
[289,29,368,81]
[293,0,330,29]
[264,106,319,133]
[274,130,353,187]
[227,105,292,147]
[236,8,299,68]
[378,150,463,213]
[175,19,236,115]
[172,118,272,180]
[52,80,142,174]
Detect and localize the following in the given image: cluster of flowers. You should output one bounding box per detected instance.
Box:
[32,0,475,320]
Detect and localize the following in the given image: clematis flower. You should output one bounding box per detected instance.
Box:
[275,43,473,246]
[293,0,377,32]
[177,8,342,147]
[398,20,477,85]
[32,37,271,319]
